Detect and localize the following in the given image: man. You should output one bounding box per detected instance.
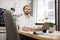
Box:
[18,5,41,31]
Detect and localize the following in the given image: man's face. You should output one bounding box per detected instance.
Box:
[23,6,31,15]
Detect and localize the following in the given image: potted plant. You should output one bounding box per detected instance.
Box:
[45,17,48,20]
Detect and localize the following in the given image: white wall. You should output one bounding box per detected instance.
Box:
[0,0,31,15]
[14,0,31,15]
[0,0,15,10]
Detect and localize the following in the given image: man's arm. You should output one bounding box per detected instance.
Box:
[22,26,42,31]
[34,27,42,31]
[22,26,34,31]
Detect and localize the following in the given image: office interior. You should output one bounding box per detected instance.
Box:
[0,0,60,40]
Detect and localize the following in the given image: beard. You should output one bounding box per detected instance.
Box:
[24,12,30,15]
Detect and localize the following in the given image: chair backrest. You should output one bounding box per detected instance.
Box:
[3,10,19,40]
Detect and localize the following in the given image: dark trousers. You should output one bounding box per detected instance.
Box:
[19,34,37,40]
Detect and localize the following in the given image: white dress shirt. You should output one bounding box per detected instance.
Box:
[18,14,36,31]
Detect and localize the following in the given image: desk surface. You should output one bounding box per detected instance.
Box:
[18,31,60,40]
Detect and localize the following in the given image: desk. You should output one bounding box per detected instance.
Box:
[18,31,60,40]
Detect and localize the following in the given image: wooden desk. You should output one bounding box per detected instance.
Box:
[18,31,60,40]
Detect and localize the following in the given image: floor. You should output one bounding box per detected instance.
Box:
[0,27,6,40]
[0,33,6,40]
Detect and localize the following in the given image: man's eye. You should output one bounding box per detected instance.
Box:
[25,9,27,10]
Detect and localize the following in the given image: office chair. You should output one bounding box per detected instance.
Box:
[3,10,20,40]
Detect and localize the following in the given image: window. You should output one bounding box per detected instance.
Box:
[33,0,55,24]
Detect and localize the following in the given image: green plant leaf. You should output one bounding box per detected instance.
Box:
[50,23,54,27]
[11,7,15,11]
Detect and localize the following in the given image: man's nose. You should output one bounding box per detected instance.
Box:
[26,10,29,11]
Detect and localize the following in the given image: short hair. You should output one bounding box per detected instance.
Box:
[23,5,30,11]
